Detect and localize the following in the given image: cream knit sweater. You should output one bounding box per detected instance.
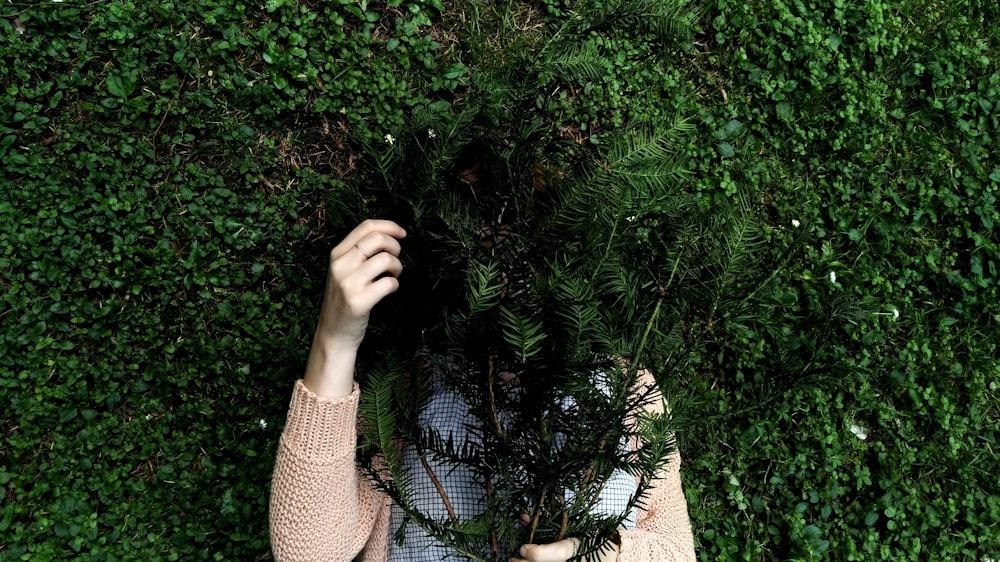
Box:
[270,380,696,561]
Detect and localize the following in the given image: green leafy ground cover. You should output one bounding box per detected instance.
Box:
[1,0,997,560]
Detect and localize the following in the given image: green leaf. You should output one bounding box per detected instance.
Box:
[387,38,399,52]
[776,102,792,121]
[106,75,135,99]
[499,306,546,363]
[444,64,468,80]
[717,142,735,158]
[723,119,745,138]
[467,260,503,315]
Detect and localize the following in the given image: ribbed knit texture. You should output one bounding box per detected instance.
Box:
[269,382,391,561]
[270,379,696,561]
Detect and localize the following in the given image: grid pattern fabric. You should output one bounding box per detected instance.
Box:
[386,373,638,561]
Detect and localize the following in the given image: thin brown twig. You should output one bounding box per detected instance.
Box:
[488,354,506,439]
[154,76,187,138]
[487,478,498,554]
[557,490,569,541]
[527,484,549,544]
[419,455,457,521]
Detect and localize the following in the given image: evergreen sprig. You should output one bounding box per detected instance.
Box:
[341,0,814,559]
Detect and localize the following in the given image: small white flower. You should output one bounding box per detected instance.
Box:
[384,133,395,145]
[145,414,152,421]
[791,219,800,228]
[626,215,637,222]
[849,422,868,440]
[829,271,837,283]
[258,418,268,430]
[892,307,900,320]
[427,128,437,139]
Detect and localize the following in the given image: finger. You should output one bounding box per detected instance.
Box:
[338,255,402,312]
[330,241,403,288]
[332,219,406,260]
[517,539,578,562]
[353,275,400,312]
[354,252,403,282]
[354,230,404,260]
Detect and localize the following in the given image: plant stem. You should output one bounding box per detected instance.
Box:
[419,455,457,521]
[487,478,498,555]
[557,490,569,541]
[488,354,506,439]
[527,484,550,544]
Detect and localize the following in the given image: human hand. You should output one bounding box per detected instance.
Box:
[303,219,405,398]
[512,538,618,562]
[316,219,406,348]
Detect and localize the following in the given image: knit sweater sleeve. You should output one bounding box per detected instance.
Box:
[616,447,696,561]
[270,380,390,562]
[616,370,696,562]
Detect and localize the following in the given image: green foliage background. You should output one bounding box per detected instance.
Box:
[1,0,997,560]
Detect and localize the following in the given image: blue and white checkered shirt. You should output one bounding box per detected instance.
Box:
[387,369,638,561]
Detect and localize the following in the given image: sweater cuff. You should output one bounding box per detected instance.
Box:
[280,379,360,464]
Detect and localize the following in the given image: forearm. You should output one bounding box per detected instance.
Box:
[303,324,359,398]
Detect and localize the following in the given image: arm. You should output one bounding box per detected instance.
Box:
[616,370,696,562]
[616,448,696,561]
[270,381,391,561]
[269,220,407,561]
